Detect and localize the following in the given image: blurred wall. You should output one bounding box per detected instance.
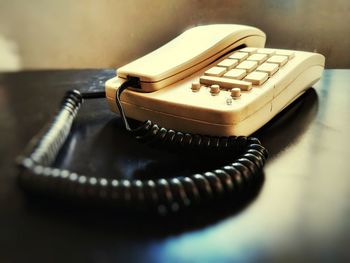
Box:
[0,0,349,71]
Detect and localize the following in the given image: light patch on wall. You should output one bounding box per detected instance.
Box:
[0,35,21,71]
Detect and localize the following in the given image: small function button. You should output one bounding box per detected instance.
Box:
[239,47,257,55]
[229,52,249,62]
[191,82,201,92]
[231,88,241,99]
[247,53,268,64]
[200,76,252,91]
[256,63,279,76]
[276,50,295,59]
[210,84,220,95]
[204,66,227,77]
[267,55,288,66]
[217,59,238,69]
[223,69,247,80]
[244,71,269,85]
[236,60,258,73]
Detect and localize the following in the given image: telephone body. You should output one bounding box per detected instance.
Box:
[105,24,325,136]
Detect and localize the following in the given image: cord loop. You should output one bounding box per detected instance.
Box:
[17,78,268,214]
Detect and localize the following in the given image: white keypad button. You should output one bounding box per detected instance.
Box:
[257,48,276,56]
[204,66,227,77]
[276,50,295,59]
[267,55,288,66]
[239,47,257,55]
[223,69,247,80]
[256,63,279,76]
[244,71,269,85]
[217,59,238,69]
[236,60,258,73]
[229,52,249,62]
[247,53,268,64]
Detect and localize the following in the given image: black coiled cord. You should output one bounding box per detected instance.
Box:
[17,77,268,214]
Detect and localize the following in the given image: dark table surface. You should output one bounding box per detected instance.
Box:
[0,69,349,263]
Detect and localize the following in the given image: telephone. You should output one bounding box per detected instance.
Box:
[17,24,325,214]
[105,24,325,136]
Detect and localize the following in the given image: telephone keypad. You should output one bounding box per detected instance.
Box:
[196,48,295,98]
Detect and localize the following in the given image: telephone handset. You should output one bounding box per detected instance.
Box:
[117,24,266,92]
[106,24,324,136]
[17,24,325,214]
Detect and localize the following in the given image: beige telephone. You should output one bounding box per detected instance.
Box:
[17,24,326,211]
[106,24,325,136]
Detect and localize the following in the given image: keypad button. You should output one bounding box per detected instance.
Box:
[236,60,258,73]
[247,53,268,64]
[256,63,279,76]
[244,71,269,85]
[204,66,227,77]
[276,50,295,59]
[217,59,238,69]
[223,69,247,80]
[200,76,252,91]
[267,55,288,66]
[229,52,249,62]
[239,47,257,55]
[257,48,276,56]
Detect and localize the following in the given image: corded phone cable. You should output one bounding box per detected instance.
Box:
[17,77,268,214]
